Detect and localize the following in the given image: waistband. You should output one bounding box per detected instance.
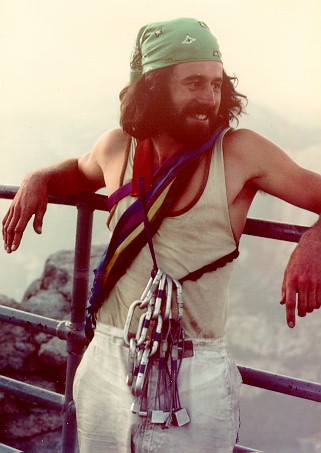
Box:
[95,322,228,354]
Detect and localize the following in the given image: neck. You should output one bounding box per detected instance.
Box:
[151,133,186,167]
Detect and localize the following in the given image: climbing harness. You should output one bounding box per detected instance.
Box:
[123,268,192,427]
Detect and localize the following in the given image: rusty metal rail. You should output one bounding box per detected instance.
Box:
[1,306,321,401]
[0,184,317,453]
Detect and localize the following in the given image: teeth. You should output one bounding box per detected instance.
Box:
[194,114,207,120]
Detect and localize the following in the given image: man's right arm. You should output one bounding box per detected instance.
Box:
[2,132,110,254]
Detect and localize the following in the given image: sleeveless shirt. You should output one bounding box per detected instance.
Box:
[97,128,237,338]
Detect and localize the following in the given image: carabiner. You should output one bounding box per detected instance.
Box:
[126,337,137,386]
[140,268,163,309]
[132,347,143,390]
[136,304,153,346]
[150,314,163,356]
[133,342,151,396]
[153,273,167,319]
[173,278,184,320]
[164,276,173,320]
[140,276,153,302]
[123,299,142,346]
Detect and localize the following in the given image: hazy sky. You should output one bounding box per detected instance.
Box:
[1,0,321,181]
[1,0,321,124]
[1,0,321,299]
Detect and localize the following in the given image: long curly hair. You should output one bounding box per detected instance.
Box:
[119,65,247,140]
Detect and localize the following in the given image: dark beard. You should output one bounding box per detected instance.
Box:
[157,100,219,148]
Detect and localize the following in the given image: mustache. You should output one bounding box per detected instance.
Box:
[181,102,217,120]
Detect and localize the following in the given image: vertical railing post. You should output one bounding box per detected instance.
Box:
[61,200,94,453]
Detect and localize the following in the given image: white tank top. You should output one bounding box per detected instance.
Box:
[97,128,237,338]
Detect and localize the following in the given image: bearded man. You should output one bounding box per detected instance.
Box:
[3,18,321,452]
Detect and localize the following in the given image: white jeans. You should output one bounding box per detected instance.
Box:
[73,322,242,453]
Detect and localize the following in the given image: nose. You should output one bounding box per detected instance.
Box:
[197,83,216,106]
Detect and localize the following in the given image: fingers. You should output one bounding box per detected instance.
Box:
[280,268,296,327]
[33,203,47,235]
[2,199,47,253]
[306,287,317,313]
[2,175,49,253]
[297,289,308,318]
[2,204,31,253]
[284,286,296,328]
[281,278,321,328]
[281,231,321,327]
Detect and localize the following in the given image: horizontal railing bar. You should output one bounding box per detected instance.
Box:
[0,375,65,410]
[3,363,320,410]
[0,379,261,453]
[2,302,321,404]
[0,184,108,212]
[234,445,262,453]
[0,305,88,346]
[0,379,264,453]
[0,185,311,242]
[238,365,321,403]
[244,218,308,243]
[0,442,23,452]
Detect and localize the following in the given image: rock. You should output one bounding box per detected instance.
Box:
[0,296,35,372]
[21,290,71,320]
[0,245,105,451]
[38,337,68,383]
[22,278,42,302]
[4,428,63,453]
[3,406,62,440]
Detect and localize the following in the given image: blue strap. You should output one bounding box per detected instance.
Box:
[107,128,226,211]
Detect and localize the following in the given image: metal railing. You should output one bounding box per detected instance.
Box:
[0,184,319,453]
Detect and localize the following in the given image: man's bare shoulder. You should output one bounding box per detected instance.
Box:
[223,127,284,168]
[88,128,131,194]
[222,127,297,191]
[223,127,264,151]
[93,128,129,160]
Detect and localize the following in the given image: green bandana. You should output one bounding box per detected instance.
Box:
[130,18,222,82]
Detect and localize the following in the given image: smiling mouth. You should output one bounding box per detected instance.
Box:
[191,113,208,121]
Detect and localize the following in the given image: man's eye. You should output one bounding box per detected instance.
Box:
[188,82,200,88]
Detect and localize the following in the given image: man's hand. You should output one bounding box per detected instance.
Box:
[281,222,321,328]
[2,174,48,253]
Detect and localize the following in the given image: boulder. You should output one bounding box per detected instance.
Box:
[0,245,105,452]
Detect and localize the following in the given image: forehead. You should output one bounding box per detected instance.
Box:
[171,61,223,81]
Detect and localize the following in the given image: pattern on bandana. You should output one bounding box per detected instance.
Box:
[182,34,196,44]
[155,28,163,38]
[199,21,209,29]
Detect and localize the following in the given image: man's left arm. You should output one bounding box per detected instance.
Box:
[241,129,321,328]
